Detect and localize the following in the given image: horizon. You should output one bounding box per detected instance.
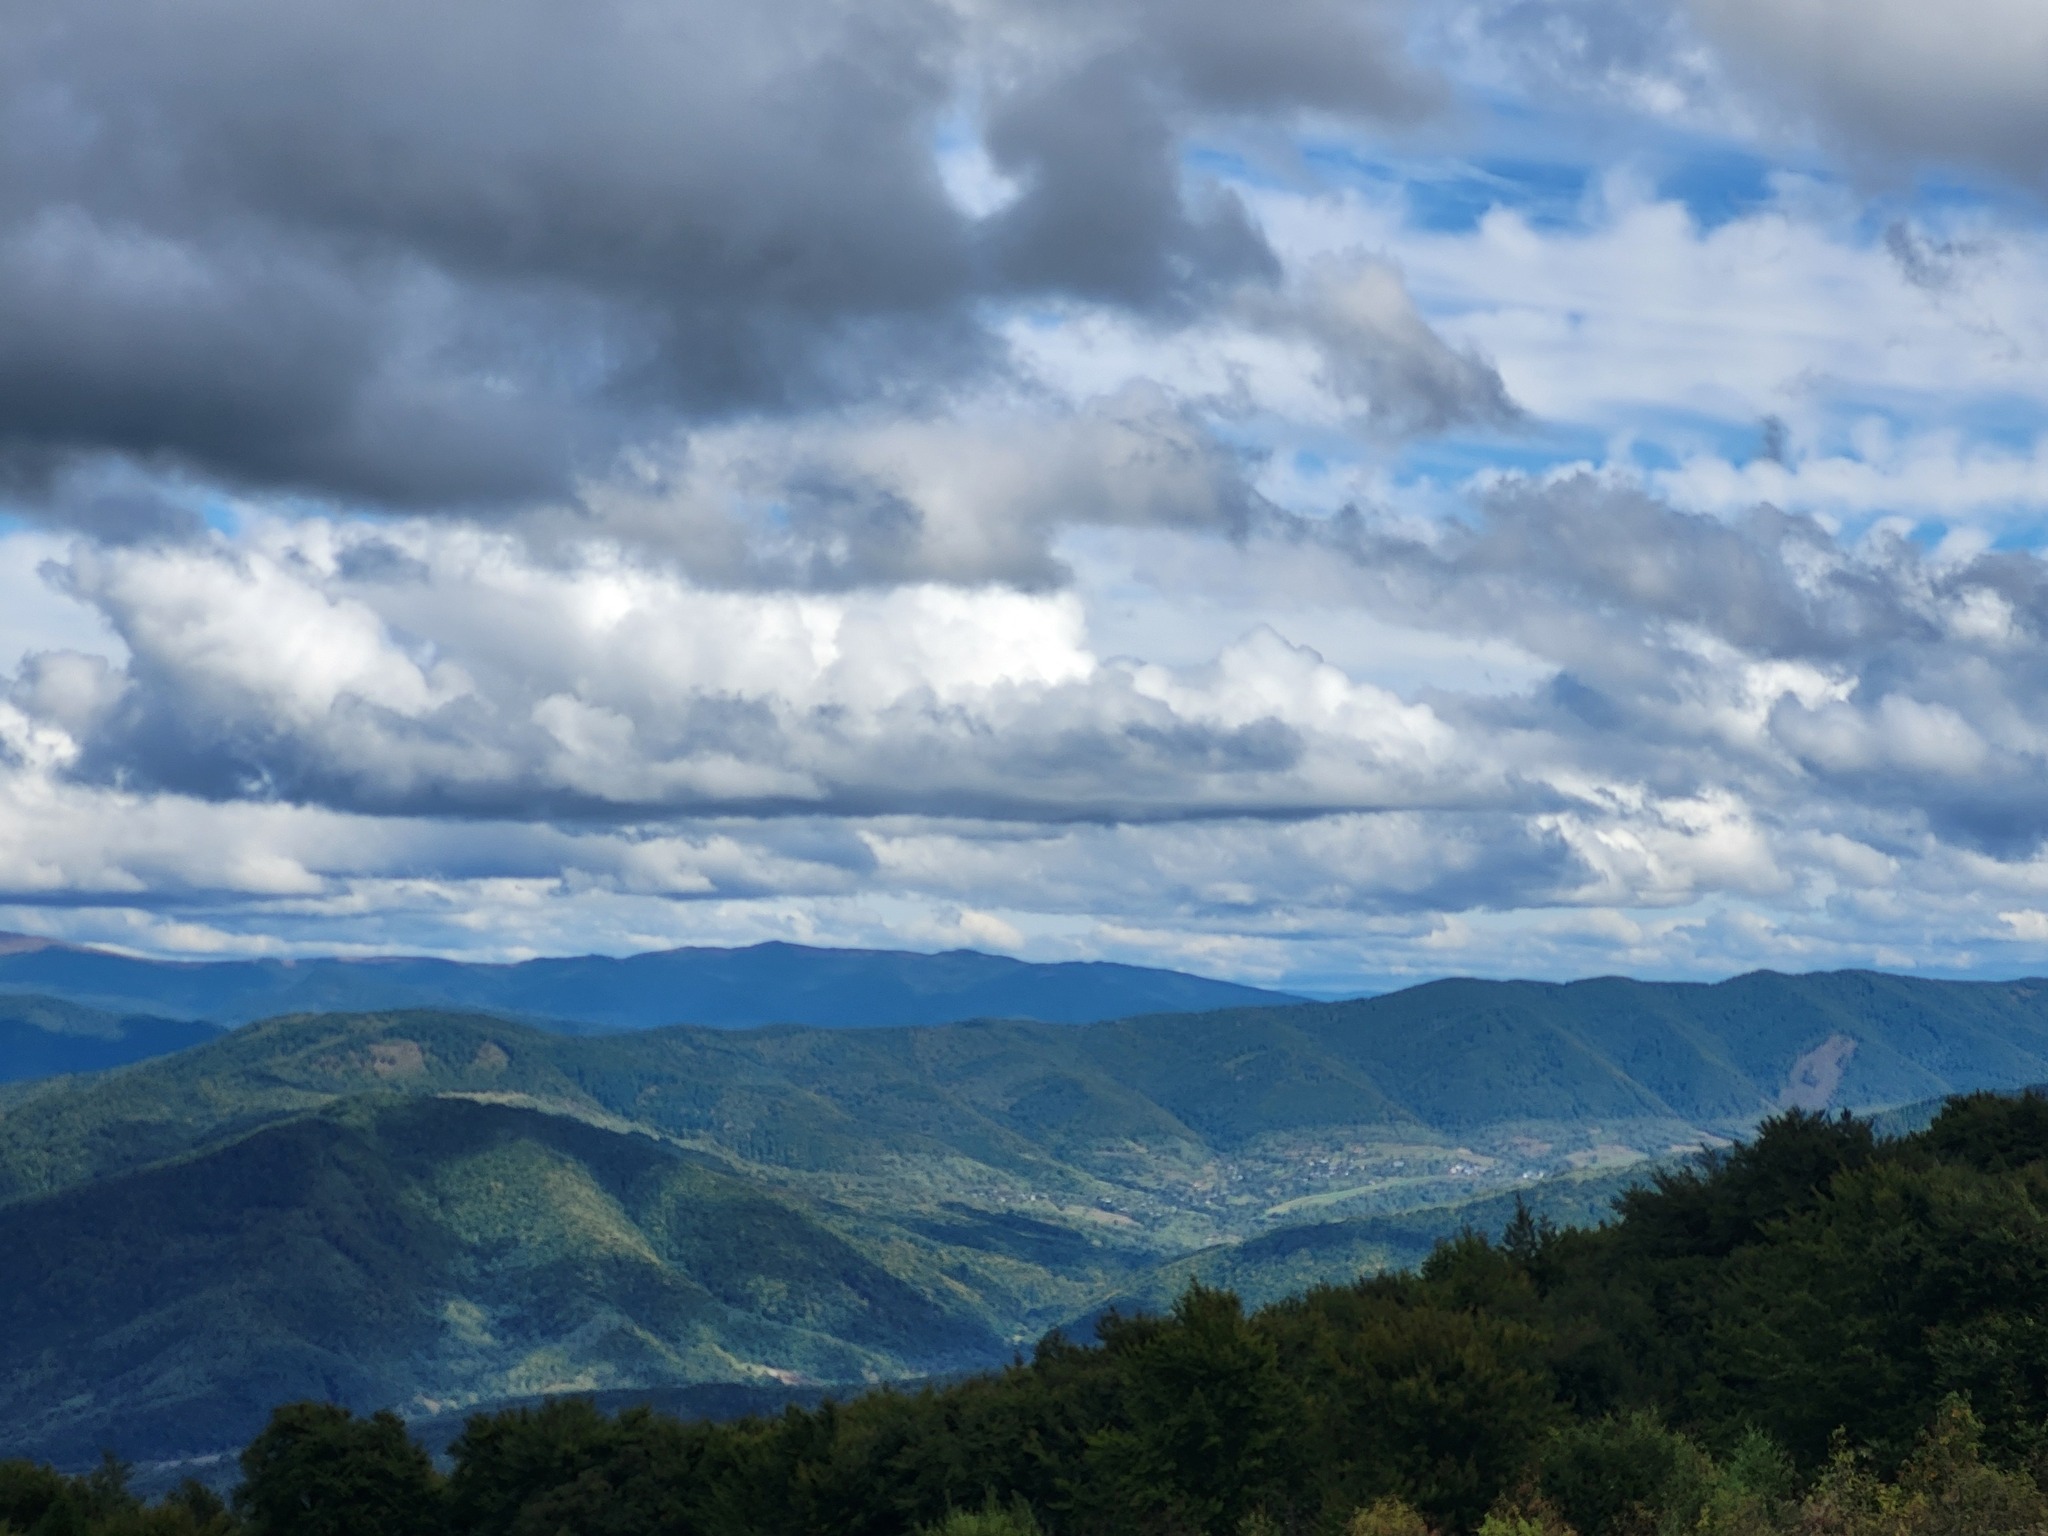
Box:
[8,927,2048,1006]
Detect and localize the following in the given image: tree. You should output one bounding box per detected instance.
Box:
[235,1402,439,1536]
[1082,1286,1297,1535]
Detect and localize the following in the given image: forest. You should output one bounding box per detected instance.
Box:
[8,1091,2048,1536]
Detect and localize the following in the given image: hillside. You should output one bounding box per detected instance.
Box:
[0,936,1299,1032]
[13,968,2041,1221]
[0,995,220,1085]
[0,1095,1027,1465]
[20,1093,2048,1536]
[1099,1163,1652,1318]
[10,967,2048,1466]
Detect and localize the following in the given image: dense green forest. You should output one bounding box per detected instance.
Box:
[11,1091,2048,1536]
[20,970,2010,1466]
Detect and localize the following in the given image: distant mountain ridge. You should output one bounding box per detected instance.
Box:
[0,936,1301,1033]
[0,995,220,1085]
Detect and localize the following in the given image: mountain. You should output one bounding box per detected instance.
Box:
[0,1094,1020,1465]
[0,994,221,1085]
[1096,1163,1655,1322]
[0,936,1300,1032]
[10,966,2048,1466]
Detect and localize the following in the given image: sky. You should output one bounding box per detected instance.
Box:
[3,0,2048,990]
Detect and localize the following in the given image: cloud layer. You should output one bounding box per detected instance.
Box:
[1694,0,2048,180]
[2,0,2047,986]
[0,0,1441,511]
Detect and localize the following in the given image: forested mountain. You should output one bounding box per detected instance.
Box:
[10,969,2048,1466]
[0,936,1298,1032]
[0,1096,1015,1465]
[14,1096,2048,1536]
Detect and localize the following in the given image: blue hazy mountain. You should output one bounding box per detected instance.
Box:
[0,994,220,1085]
[0,935,1301,1032]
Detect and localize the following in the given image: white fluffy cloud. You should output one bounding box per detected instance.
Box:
[1258,176,2048,452]
[4,463,2048,984]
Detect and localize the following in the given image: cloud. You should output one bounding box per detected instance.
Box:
[0,0,1436,519]
[1429,0,2048,181]
[7,472,2048,910]
[22,516,1507,822]
[1260,174,2048,447]
[1690,0,2048,183]
[1252,260,1522,436]
[533,258,1522,591]
[563,384,1269,590]
[1314,475,2048,855]
[4,0,2048,990]
[1423,0,1731,125]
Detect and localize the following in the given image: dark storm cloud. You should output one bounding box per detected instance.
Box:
[0,217,602,507]
[1138,0,1437,116]
[0,0,1433,519]
[977,0,1437,307]
[983,57,1278,305]
[1690,0,2048,187]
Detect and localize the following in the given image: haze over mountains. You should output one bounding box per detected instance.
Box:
[6,964,2048,1467]
[0,996,217,1086]
[0,936,1298,1035]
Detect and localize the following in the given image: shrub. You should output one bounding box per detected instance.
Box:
[1347,1495,1435,1536]
[917,1496,1045,1536]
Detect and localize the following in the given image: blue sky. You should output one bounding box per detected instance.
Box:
[2,0,2047,991]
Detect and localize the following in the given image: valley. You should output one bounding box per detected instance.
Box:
[6,965,2048,1468]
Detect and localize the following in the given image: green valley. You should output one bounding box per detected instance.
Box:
[7,967,2048,1467]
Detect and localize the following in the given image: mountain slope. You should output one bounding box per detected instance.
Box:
[11,971,2048,1219]
[1095,1163,1652,1320]
[0,1094,1028,1464]
[0,936,1299,1031]
[11,968,2048,1467]
[0,994,220,1084]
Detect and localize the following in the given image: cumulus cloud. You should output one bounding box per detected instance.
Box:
[3,474,2045,941]
[1690,0,2048,183]
[0,0,1440,519]
[4,0,2048,988]
[563,384,1268,590]
[19,517,1503,821]
[1314,475,2048,854]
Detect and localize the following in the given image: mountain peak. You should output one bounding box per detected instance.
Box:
[0,932,76,957]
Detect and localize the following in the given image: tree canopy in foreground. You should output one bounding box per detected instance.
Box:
[10,1092,2048,1536]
